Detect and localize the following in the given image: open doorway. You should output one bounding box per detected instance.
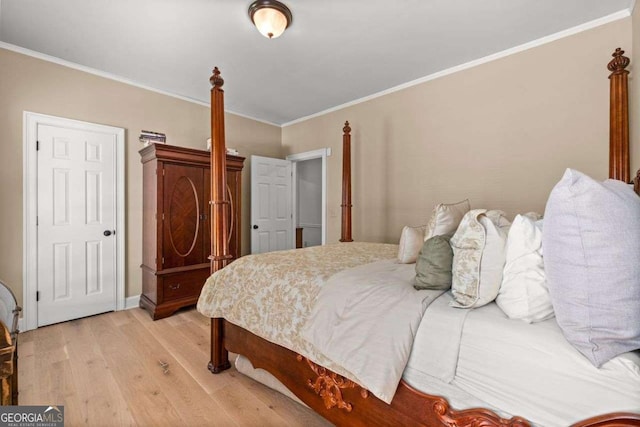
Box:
[286,148,330,248]
[250,148,329,253]
[295,158,322,248]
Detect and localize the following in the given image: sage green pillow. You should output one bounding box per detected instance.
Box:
[414,235,453,290]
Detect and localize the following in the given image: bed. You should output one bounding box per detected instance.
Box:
[197,50,640,426]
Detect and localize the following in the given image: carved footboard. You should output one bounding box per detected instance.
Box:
[221,320,640,427]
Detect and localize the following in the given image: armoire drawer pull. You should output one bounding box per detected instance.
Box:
[169,283,181,290]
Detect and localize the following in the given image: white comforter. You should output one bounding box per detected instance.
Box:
[301,259,444,403]
[199,244,640,425]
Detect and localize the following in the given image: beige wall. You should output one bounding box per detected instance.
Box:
[0,48,282,307]
[631,5,639,175]
[0,15,636,310]
[282,19,633,244]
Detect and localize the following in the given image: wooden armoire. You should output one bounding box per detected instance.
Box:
[139,144,244,320]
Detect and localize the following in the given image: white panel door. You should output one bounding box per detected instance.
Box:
[37,124,117,326]
[251,156,293,254]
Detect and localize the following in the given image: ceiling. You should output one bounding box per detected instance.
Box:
[0,0,634,126]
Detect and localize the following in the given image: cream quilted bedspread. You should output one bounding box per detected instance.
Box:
[196,242,398,379]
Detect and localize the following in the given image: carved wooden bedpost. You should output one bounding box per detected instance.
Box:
[607,48,630,182]
[340,121,353,242]
[209,67,232,373]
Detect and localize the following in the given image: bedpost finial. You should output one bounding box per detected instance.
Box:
[210,67,224,88]
[607,48,630,74]
[343,121,351,134]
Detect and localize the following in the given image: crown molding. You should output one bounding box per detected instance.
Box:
[282,9,631,127]
[0,41,280,127]
[0,4,632,131]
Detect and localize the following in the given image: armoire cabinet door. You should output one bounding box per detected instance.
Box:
[203,168,241,261]
[162,163,205,268]
[227,170,241,260]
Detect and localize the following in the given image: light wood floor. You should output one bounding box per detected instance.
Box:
[18,307,333,426]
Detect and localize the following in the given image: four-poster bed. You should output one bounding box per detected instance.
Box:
[200,49,640,426]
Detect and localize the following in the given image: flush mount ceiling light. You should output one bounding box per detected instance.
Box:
[248,0,292,39]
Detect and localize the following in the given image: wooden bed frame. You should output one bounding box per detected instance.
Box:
[206,50,640,426]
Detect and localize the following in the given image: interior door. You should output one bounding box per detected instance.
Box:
[251,156,293,254]
[37,124,117,326]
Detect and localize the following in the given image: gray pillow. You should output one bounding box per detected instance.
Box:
[543,169,640,367]
[414,235,453,290]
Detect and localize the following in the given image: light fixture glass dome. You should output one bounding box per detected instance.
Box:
[248,0,292,39]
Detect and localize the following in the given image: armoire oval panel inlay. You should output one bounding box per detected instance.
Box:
[169,176,200,257]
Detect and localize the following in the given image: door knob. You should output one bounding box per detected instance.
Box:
[103,230,114,236]
[253,225,258,229]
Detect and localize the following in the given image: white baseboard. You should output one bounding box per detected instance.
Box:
[124,295,141,310]
[16,295,141,333]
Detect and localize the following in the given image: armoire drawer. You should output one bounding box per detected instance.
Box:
[161,268,210,302]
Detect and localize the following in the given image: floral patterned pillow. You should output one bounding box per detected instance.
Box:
[450,209,510,308]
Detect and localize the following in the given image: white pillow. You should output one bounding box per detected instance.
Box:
[543,168,640,367]
[450,210,510,308]
[496,214,554,323]
[397,225,426,264]
[425,199,470,241]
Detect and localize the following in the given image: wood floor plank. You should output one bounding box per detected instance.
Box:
[117,310,240,427]
[59,317,136,426]
[33,323,68,364]
[182,307,211,328]
[18,308,332,427]
[17,339,36,403]
[24,322,84,423]
[211,377,294,427]
[175,316,212,357]
[233,371,333,427]
[163,309,189,328]
[129,307,234,395]
[109,310,133,327]
[30,324,69,406]
[89,312,184,427]
[45,359,87,426]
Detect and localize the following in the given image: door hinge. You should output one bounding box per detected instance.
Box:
[36,140,40,151]
[162,213,165,221]
[161,257,165,265]
[36,216,39,226]
[36,291,40,301]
